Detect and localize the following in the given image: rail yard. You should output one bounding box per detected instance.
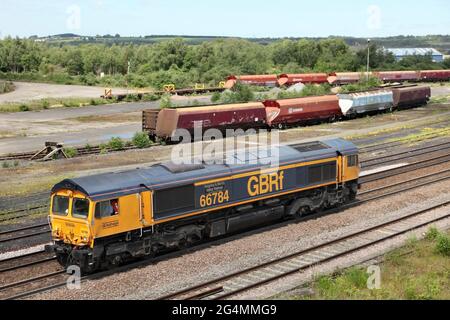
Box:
[1,1,450,309]
[0,87,449,300]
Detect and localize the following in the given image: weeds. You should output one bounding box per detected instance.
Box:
[132,132,152,149]
[108,137,125,151]
[63,147,78,158]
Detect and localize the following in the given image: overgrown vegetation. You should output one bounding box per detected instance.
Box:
[108,137,125,151]
[0,80,14,94]
[159,94,173,109]
[63,147,78,158]
[0,37,448,90]
[289,228,450,300]
[339,76,383,94]
[276,84,332,99]
[0,97,114,113]
[132,132,152,148]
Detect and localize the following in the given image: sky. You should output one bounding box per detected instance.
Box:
[0,0,449,39]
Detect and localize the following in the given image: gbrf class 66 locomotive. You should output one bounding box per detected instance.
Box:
[46,138,360,273]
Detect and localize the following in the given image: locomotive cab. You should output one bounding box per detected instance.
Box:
[49,190,93,246]
[46,189,95,267]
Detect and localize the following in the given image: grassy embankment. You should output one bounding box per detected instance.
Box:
[282,228,450,300]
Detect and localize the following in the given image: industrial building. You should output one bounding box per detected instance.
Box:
[386,48,444,63]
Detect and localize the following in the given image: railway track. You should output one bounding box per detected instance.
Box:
[357,121,450,153]
[0,270,67,300]
[158,200,450,300]
[361,141,450,169]
[1,116,448,162]
[2,165,449,300]
[0,223,50,244]
[1,139,448,219]
[0,148,448,241]
[0,250,55,273]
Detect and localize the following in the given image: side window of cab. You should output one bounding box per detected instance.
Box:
[95,199,120,219]
[347,155,359,167]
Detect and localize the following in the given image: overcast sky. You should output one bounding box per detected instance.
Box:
[1,0,449,38]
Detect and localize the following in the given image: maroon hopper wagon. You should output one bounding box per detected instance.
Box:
[263,95,342,129]
[153,103,267,140]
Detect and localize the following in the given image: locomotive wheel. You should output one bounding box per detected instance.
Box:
[56,253,69,267]
[300,206,311,216]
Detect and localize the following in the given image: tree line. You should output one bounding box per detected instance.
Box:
[0,37,448,89]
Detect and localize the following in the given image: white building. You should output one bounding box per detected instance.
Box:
[385,48,444,63]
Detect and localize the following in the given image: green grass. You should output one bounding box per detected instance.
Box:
[0,97,116,113]
[386,127,450,145]
[284,228,450,300]
[430,95,450,104]
[0,174,74,197]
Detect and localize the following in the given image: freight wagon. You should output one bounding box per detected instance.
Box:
[337,90,394,116]
[225,75,278,89]
[263,95,342,129]
[375,71,421,82]
[143,86,431,142]
[46,139,360,272]
[420,70,450,82]
[277,73,329,86]
[143,103,267,141]
[391,86,431,109]
[327,72,370,85]
[227,70,449,89]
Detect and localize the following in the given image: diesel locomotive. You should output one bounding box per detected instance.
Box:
[46,139,360,273]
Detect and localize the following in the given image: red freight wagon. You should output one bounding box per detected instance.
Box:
[391,86,431,109]
[420,70,450,81]
[327,72,366,85]
[263,95,342,129]
[154,102,267,140]
[375,71,421,82]
[225,75,278,89]
[277,73,329,86]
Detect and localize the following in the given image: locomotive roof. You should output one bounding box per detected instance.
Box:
[52,138,358,201]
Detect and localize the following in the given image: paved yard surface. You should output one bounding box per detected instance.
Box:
[0,81,132,103]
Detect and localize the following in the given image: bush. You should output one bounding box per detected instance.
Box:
[19,104,30,112]
[425,227,440,241]
[160,94,173,109]
[340,76,382,94]
[211,91,221,103]
[142,93,160,102]
[277,84,331,99]
[435,234,450,257]
[132,132,152,149]
[62,100,78,108]
[41,99,50,109]
[2,162,10,168]
[0,81,15,94]
[64,147,78,158]
[99,143,109,154]
[108,137,125,151]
